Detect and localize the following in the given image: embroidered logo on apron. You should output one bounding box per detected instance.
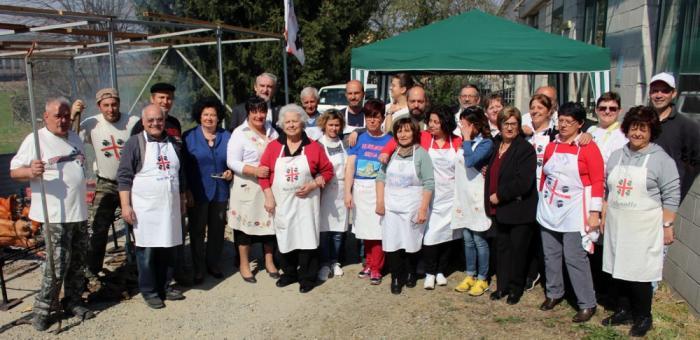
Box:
[544,178,571,208]
[616,178,633,197]
[157,155,171,170]
[286,166,300,182]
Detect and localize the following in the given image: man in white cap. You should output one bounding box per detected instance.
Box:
[648,72,700,200]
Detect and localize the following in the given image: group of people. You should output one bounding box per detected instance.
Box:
[9,70,699,337]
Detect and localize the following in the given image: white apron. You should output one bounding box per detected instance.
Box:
[132,133,182,247]
[319,139,348,232]
[536,142,598,252]
[424,138,462,245]
[228,129,274,235]
[529,131,551,183]
[452,137,491,231]
[382,147,426,253]
[352,178,382,240]
[271,147,321,253]
[603,154,663,281]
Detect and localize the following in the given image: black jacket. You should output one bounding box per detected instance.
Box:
[484,134,538,225]
[227,102,281,132]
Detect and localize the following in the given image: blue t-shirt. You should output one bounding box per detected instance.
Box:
[348,133,392,179]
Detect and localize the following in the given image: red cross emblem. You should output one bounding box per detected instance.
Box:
[286,166,299,182]
[616,178,633,197]
[544,178,571,207]
[100,135,124,160]
[157,155,170,170]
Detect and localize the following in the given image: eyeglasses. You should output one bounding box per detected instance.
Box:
[460,94,479,99]
[597,106,619,112]
[502,122,518,128]
[557,119,579,127]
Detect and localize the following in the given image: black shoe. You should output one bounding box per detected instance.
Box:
[405,273,417,288]
[276,275,297,288]
[267,271,281,279]
[207,267,223,279]
[540,297,564,311]
[32,314,51,331]
[299,283,314,293]
[242,275,257,284]
[165,289,185,301]
[572,307,596,323]
[391,276,402,295]
[490,290,509,300]
[144,296,165,309]
[629,316,652,337]
[601,309,634,326]
[506,293,522,305]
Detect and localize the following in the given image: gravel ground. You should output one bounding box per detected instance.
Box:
[0,237,698,339]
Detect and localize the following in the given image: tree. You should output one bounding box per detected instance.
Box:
[134,0,379,114]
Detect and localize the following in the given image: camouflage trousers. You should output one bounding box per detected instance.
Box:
[86,178,124,276]
[34,221,88,316]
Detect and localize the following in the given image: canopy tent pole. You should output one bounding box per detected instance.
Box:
[127,48,170,116]
[69,57,78,101]
[174,49,233,113]
[107,19,118,91]
[282,41,289,104]
[24,53,57,284]
[215,27,226,127]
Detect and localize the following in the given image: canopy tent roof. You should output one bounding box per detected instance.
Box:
[351,10,611,74]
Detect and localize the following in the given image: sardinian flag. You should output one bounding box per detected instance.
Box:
[284,0,305,65]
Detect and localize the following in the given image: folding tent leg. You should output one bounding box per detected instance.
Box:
[127,48,170,115]
[174,49,232,113]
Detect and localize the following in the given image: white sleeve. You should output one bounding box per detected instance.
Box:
[79,117,92,144]
[9,134,35,170]
[227,128,246,175]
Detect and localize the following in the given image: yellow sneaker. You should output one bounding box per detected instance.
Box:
[468,279,490,296]
[454,276,476,292]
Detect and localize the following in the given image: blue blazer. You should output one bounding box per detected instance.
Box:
[182,126,232,203]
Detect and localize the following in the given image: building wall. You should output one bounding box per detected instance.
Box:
[499,0,700,316]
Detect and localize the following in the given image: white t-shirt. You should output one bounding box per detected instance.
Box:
[10,128,87,223]
[227,120,279,175]
[80,113,139,180]
[587,122,628,164]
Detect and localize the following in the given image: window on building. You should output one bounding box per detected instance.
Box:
[584,0,608,46]
[551,0,564,35]
[526,12,539,29]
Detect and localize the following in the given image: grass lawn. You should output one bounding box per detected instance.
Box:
[0,91,33,154]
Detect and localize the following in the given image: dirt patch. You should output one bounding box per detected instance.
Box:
[0,239,698,339]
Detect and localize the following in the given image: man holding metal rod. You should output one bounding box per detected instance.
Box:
[10,97,94,331]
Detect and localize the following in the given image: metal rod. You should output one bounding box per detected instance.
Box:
[107,19,118,91]
[71,38,278,60]
[127,48,170,115]
[24,55,57,281]
[69,57,78,101]
[30,20,89,32]
[174,49,233,113]
[282,41,289,104]
[215,27,226,128]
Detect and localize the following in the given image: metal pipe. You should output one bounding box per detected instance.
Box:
[127,48,170,115]
[174,49,233,113]
[29,20,89,32]
[107,19,118,91]
[24,55,57,281]
[69,57,78,101]
[71,38,278,60]
[282,42,289,104]
[215,27,226,127]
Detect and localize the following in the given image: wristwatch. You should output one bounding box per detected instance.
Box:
[663,221,674,228]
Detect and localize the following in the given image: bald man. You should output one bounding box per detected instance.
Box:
[341,80,366,134]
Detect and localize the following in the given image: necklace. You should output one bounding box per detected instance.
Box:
[498,142,511,157]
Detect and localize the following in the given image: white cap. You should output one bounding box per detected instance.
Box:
[650,72,676,89]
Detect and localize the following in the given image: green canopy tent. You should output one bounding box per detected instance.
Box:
[351,10,611,101]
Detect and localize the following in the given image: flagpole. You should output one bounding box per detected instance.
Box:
[282,41,289,105]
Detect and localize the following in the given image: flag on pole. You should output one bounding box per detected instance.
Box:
[284,0,305,65]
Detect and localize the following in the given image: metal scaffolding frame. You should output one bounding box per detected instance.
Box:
[0,4,290,113]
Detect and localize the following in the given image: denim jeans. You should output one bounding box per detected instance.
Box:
[135,246,177,299]
[462,229,489,280]
[319,231,344,264]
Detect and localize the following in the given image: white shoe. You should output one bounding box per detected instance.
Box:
[436,273,447,286]
[333,263,344,277]
[318,265,331,281]
[424,274,436,290]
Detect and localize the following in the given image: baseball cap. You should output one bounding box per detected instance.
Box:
[96,88,119,103]
[650,72,676,89]
[150,82,176,93]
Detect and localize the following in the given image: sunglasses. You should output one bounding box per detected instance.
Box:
[597,106,619,112]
